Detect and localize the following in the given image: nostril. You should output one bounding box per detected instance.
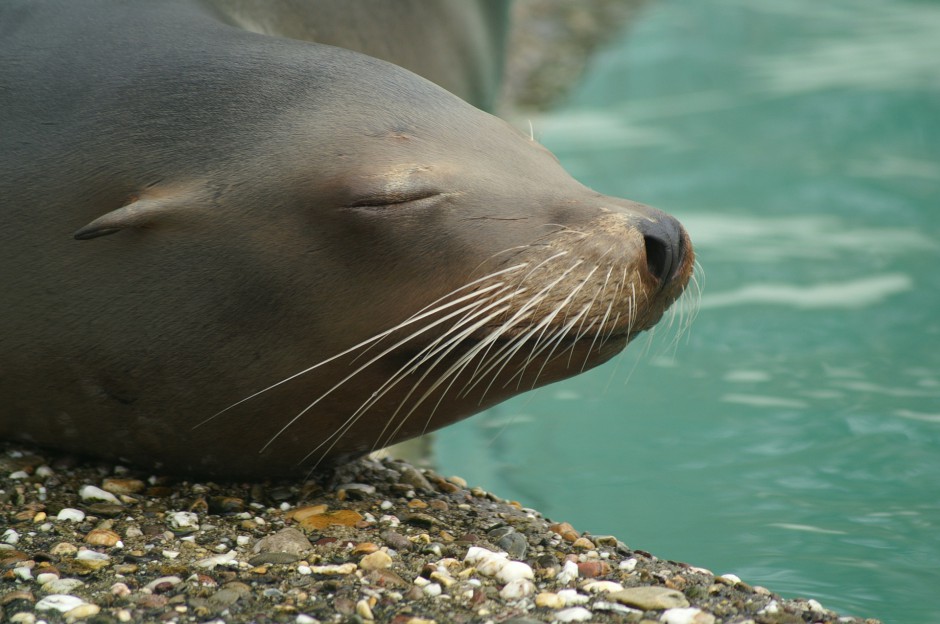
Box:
[637,213,685,285]
[644,234,672,283]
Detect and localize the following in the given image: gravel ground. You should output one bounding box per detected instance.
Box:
[1,443,881,624]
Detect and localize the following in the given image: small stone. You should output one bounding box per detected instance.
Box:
[557,589,589,605]
[660,607,715,624]
[35,594,86,613]
[298,509,363,530]
[85,528,121,547]
[499,578,535,600]
[78,484,120,504]
[195,550,237,569]
[36,572,59,585]
[352,542,379,555]
[253,527,313,556]
[111,582,131,597]
[101,478,145,495]
[50,542,78,556]
[610,586,690,610]
[535,592,565,609]
[554,606,593,622]
[168,511,199,529]
[571,537,595,550]
[356,599,374,620]
[74,549,111,571]
[496,560,534,583]
[549,522,579,542]
[2,529,19,545]
[360,550,393,571]
[145,576,182,592]
[308,563,357,575]
[583,580,624,593]
[10,613,37,624]
[422,583,442,597]
[56,508,85,522]
[577,560,611,578]
[42,579,85,594]
[64,603,100,621]
[556,560,579,584]
[619,558,638,572]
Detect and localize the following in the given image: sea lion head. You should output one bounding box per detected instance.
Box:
[64,45,694,475]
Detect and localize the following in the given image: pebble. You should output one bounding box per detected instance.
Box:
[253,527,313,556]
[356,598,375,620]
[360,550,393,570]
[74,548,111,571]
[78,484,121,504]
[582,580,624,593]
[535,592,565,609]
[660,607,716,624]
[422,582,442,597]
[34,594,87,613]
[64,603,101,621]
[42,578,85,594]
[495,560,534,583]
[196,550,237,569]
[609,586,690,610]
[499,578,535,600]
[56,508,85,522]
[295,615,318,624]
[2,529,19,545]
[554,606,593,622]
[168,511,200,529]
[145,576,182,592]
[557,589,589,605]
[619,558,638,572]
[548,522,579,542]
[308,563,357,575]
[101,477,145,495]
[36,572,59,585]
[556,560,579,584]
[85,528,122,547]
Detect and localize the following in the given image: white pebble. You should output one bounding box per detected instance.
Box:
[495,560,534,583]
[43,578,85,594]
[162,550,180,559]
[308,563,356,575]
[719,573,741,584]
[34,594,87,613]
[619,557,638,572]
[660,607,716,624]
[76,548,110,562]
[36,465,54,477]
[3,529,19,544]
[554,606,593,622]
[36,572,59,585]
[195,550,237,569]
[145,576,182,592]
[295,615,318,624]
[10,612,36,624]
[422,582,442,597]
[380,500,393,510]
[8,470,28,480]
[13,566,32,581]
[64,603,101,620]
[499,578,535,600]
[297,565,312,575]
[79,484,120,504]
[236,535,251,546]
[759,600,779,615]
[556,560,579,584]
[56,508,85,522]
[807,599,826,613]
[558,589,589,605]
[168,511,199,529]
[111,582,132,597]
[582,580,624,593]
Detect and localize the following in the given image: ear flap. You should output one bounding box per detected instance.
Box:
[74,197,181,240]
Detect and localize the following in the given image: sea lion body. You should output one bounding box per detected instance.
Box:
[0,0,693,476]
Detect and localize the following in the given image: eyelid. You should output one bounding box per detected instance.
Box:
[347,188,443,209]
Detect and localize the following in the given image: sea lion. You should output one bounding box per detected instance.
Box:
[0,0,694,477]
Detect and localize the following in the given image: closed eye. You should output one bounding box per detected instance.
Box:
[347,189,444,210]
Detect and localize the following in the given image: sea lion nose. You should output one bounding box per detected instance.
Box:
[634,211,686,285]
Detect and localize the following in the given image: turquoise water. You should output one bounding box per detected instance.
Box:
[437,1,940,623]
